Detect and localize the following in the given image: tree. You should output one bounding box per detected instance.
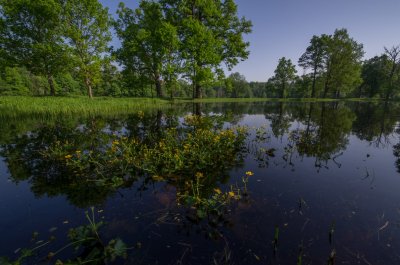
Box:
[322,29,364,98]
[298,35,326,98]
[0,67,30,95]
[161,0,252,98]
[0,0,69,95]
[0,14,8,72]
[360,55,391,98]
[98,60,123,97]
[63,0,112,98]
[249,82,267,98]
[272,57,297,98]
[292,74,313,98]
[55,73,83,95]
[115,1,179,98]
[383,45,400,100]
[226,72,251,98]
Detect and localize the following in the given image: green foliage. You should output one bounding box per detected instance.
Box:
[63,0,112,98]
[226,72,252,98]
[361,55,391,98]
[160,0,252,98]
[322,29,364,98]
[0,0,70,95]
[115,0,179,98]
[96,61,124,97]
[0,208,128,264]
[55,73,84,96]
[298,35,326,97]
[382,45,400,100]
[272,57,297,98]
[41,115,248,183]
[0,97,170,118]
[296,29,365,99]
[249,82,267,98]
[0,67,30,95]
[292,74,313,98]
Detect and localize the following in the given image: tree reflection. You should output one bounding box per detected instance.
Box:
[262,102,354,170]
[0,112,247,212]
[352,102,400,148]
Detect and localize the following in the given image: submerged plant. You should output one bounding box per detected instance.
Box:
[0,208,128,265]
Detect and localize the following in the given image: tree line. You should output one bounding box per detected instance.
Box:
[266,29,400,100]
[1,1,399,99]
[0,0,251,98]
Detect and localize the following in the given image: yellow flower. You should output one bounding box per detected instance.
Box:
[245,171,254,176]
[214,188,222,194]
[64,155,72,159]
[112,140,120,145]
[75,150,81,154]
[195,172,204,178]
[152,175,164,181]
[228,191,235,197]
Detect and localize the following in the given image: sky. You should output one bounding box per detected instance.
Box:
[101,0,400,82]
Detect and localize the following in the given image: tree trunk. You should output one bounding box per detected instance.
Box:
[47,74,55,96]
[85,76,93,99]
[195,83,202,99]
[311,68,317,98]
[323,66,331,98]
[281,82,286,98]
[155,73,163,98]
[335,90,340,99]
[323,79,329,98]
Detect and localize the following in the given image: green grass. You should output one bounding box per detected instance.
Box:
[0,96,386,118]
[0,96,171,118]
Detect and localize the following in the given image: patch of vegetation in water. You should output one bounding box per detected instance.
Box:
[0,114,258,264]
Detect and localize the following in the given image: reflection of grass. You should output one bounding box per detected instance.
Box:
[179,97,385,103]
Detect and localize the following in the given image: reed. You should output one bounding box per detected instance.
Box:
[0,96,170,118]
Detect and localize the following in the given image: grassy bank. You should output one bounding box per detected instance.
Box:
[0,96,385,118]
[0,96,171,118]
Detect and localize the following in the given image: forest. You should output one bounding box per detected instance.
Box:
[0,0,399,100]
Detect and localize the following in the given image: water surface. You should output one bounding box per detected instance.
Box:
[1,101,400,264]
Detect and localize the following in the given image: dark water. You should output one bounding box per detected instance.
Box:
[1,101,400,264]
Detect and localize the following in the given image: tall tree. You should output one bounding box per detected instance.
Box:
[383,45,400,100]
[361,55,391,98]
[0,14,7,72]
[161,0,252,98]
[0,0,69,95]
[272,57,297,98]
[298,35,326,98]
[63,0,112,98]
[226,72,251,98]
[322,29,364,98]
[115,1,179,98]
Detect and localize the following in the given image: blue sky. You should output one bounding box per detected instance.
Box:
[101,0,400,81]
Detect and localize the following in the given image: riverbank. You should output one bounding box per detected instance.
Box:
[0,96,386,117]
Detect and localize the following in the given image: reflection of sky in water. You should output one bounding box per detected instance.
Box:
[0,158,84,258]
[0,103,400,264]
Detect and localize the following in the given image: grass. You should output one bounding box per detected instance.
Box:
[0,96,171,118]
[0,96,386,118]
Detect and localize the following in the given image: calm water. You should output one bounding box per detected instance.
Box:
[1,101,400,264]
